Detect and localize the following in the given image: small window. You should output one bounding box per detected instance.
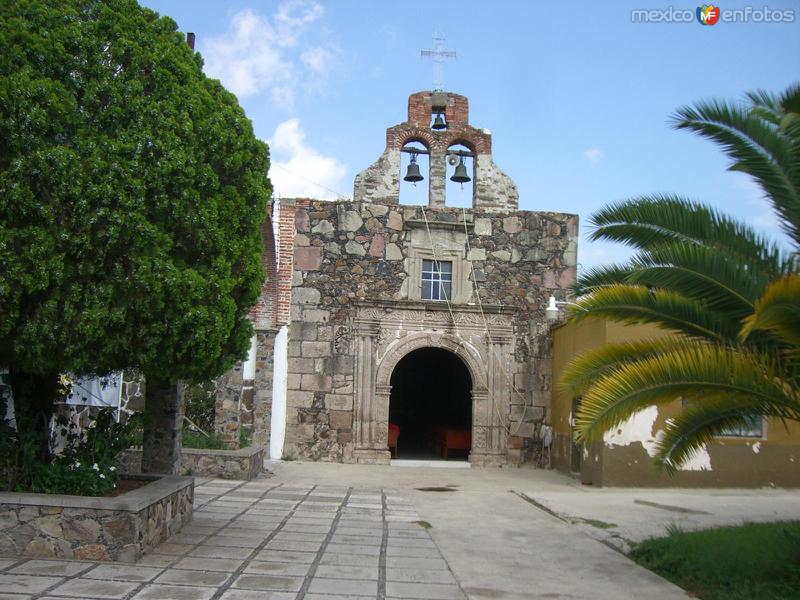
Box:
[421,259,452,301]
[681,399,764,438]
[718,416,764,438]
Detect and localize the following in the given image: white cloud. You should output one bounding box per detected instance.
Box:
[583,147,603,164]
[268,119,348,200]
[201,1,338,103]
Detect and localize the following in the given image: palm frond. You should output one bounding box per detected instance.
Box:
[740,274,800,348]
[588,195,785,270]
[574,263,637,294]
[672,98,800,245]
[745,89,782,125]
[568,285,734,342]
[627,243,772,315]
[559,336,691,396]
[779,83,800,116]
[656,397,798,472]
[573,344,800,447]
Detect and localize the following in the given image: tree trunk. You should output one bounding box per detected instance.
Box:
[141,375,184,475]
[9,369,60,467]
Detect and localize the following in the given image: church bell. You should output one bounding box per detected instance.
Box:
[431,113,447,130]
[450,156,471,183]
[403,154,424,183]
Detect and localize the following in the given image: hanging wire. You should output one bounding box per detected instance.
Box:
[461,208,532,437]
[270,163,350,199]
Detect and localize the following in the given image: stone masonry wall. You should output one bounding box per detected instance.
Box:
[0,477,193,562]
[283,198,577,463]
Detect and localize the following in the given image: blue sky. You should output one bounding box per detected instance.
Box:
[141,0,799,270]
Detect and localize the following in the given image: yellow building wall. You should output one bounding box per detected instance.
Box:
[551,319,800,487]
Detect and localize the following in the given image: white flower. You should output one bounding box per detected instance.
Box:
[109,466,116,472]
[99,474,106,479]
[92,463,99,471]
[74,461,81,468]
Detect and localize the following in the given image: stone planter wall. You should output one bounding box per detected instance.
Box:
[118,445,265,480]
[0,475,193,562]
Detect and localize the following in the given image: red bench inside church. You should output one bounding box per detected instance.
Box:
[430,427,471,459]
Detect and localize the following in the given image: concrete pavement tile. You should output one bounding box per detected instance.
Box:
[155,568,231,587]
[192,514,230,521]
[338,520,384,530]
[0,593,31,600]
[324,543,382,556]
[308,576,378,596]
[231,574,304,592]
[252,549,316,564]
[47,577,139,599]
[172,556,245,572]
[387,528,429,538]
[166,533,208,544]
[208,536,263,548]
[385,581,466,599]
[8,560,93,577]
[285,517,334,525]
[313,564,379,580]
[304,595,374,600]
[180,525,221,535]
[152,542,195,555]
[135,553,176,567]
[281,523,330,534]
[386,568,458,584]
[189,544,253,559]
[243,561,310,577]
[386,556,450,570]
[0,574,64,595]
[82,564,163,582]
[218,589,295,600]
[385,545,443,558]
[335,526,383,536]
[272,531,327,542]
[330,534,382,545]
[264,539,322,552]
[0,559,19,571]
[131,584,217,600]
[319,552,379,567]
[224,524,280,534]
[386,536,438,548]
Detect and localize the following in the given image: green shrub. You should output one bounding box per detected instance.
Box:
[182,429,226,450]
[183,382,217,433]
[31,409,141,496]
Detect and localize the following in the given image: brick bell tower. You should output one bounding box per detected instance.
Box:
[353,91,519,212]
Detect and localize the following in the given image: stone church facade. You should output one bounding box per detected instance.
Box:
[216,90,578,467]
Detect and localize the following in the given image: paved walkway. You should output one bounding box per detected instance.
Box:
[2,462,799,600]
[0,477,465,600]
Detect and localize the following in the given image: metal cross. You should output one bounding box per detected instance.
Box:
[420,32,457,91]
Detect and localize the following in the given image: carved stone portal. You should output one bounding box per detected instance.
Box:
[351,301,514,465]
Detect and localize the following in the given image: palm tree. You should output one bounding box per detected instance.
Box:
[561,84,800,471]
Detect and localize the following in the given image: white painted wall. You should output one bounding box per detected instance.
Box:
[269,325,288,459]
[603,405,712,472]
[243,334,257,381]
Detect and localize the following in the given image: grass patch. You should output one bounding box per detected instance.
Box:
[630,521,800,600]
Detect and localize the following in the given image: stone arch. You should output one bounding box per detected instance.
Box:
[446,138,476,154]
[376,332,487,391]
[373,332,489,462]
[395,127,436,151]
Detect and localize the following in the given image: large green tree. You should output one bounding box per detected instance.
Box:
[0,0,270,473]
[561,84,800,470]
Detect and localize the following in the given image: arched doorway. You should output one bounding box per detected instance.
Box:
[388,347,472,460]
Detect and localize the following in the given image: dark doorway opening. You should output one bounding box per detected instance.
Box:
[389,347,472,461]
